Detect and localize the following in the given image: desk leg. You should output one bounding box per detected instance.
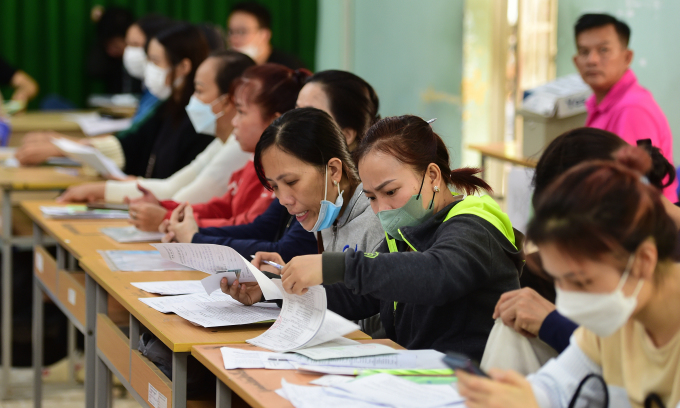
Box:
[85,275,97,408]
[95,283,112,408]
[32,224,44,408]
[172,352,188,408]
[1,188,12,398]
[216,378,232,408]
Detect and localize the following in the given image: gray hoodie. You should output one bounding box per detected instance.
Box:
[320,183,384,253]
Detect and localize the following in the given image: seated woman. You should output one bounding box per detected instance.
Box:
[126,64,310,231]
[494,128,680,353]
[58,50,255,204]
[160,69,381,253]
[458,147,680,408]
[270,115,523,358]
[16,23,213,179]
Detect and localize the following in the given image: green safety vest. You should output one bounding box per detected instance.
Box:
[386,195,516,311]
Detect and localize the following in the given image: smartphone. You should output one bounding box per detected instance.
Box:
[86,203,129,211]
[443,352,489,378]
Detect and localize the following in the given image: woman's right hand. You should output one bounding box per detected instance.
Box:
[251,252,286,275]
[221,278,263,306]
[57,182,106,203]
[15,142,63,165]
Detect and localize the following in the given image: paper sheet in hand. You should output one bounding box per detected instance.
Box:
[64,112,132,136]
[40,205,129,219]
[247,280,359,352]
[101,226,164,243]
[200,270,257,295]
[99,250,196,272]
[170,300,280,327]
[52,137,126,179]
[139,291,232,313]
[151,243,280,299]
[131,280,204,295]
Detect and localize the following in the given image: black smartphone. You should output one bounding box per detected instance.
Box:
[443,352,489,378]
[86,203,129,211]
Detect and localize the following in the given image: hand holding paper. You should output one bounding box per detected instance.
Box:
[280,254,324,295]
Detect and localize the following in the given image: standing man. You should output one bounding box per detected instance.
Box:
[573,13,677,201]
[227,1,305,70]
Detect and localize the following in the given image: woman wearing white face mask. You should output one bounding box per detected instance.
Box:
[457,147,680,408]
[59,50,255,205]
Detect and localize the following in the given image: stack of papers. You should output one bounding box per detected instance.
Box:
[41,205,129,219]
[278,374,464,408]
[99,250,195,272]
[101,226,164,243]
[64,112,132,136]
[171,300,280,327]
[131,280,204,295]
[51,137,127,179]
[139,291,234,313]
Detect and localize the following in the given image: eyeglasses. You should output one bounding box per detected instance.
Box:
[228,28,256,37]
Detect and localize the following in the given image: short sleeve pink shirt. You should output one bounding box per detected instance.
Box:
[585,69,677,201]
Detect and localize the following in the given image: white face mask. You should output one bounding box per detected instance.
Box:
[555,255,644,337]
[123,46,147,80]
[143,62,183,100]
[185,95,225,135]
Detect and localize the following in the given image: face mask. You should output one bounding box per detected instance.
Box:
[307,166,344,232]
[378,173,436,241]
[185,95,225,135]
[144,62,183,100]
[234,44,260,60]
[555,255,644,337]
[123,46,147,80]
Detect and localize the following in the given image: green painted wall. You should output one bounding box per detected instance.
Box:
[0,0,317,108]
[316,0,465,167]
[556,0,680,162]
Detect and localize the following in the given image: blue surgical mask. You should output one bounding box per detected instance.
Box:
[378,174,435,240]
[185,95,225,135]
[308,166,344,232]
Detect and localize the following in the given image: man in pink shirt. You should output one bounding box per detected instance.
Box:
[574,13,678,201]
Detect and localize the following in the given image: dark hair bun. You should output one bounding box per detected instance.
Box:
[614,145,653,176]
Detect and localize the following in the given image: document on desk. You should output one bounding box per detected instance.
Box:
[151,243,280,299]
[101,226,164,243]
[41,205,129,219]
[170,300,280,327]
[131,280,204,295]
[139,291,233,313]
[51,137,127,179]
[247,280,359,352]
[99,250,195,272]
[64,112,133,136]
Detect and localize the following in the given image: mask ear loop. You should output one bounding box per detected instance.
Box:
[323,166,329,201]
[618,254,644,298]
[416,172,436,210]
[211,94,228,119]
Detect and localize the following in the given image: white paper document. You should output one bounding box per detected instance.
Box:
[170,300,280,328]
[101,226,165,243]
[293,343,398,360]
[151,243,281,300]
[52,137,127,179]
[99,250,196,272]
[64,112,133,136]
[247,280,359,352]
[40,205,129,219]
[131,280,205,295]
[200,270,257,295]
[220,348,268,370]
[139,291,233,313]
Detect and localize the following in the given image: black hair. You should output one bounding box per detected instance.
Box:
[254,107,360,191]
[230,1,272,30]
[97,6,134,43]
[306,70,380,146]
[574,13,631,47]
[198,23,227,52]
[154,24,210,117]
[134,14,175,51]
[209,50,255,94]
[532,127,675,207]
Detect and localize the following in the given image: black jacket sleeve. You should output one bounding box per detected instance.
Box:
[325,283,382,321]
[119,104,164,177]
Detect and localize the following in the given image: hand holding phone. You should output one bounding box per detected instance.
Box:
[443,352,489,378]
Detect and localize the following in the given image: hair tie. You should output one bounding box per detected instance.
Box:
[641,175,650,185]
[426,118,437,124]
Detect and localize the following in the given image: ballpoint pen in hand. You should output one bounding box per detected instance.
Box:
[250,254,283,270]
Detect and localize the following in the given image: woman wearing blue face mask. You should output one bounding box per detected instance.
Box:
[255,115,523,358]
[59,50,255,204]
[457,147,680,408]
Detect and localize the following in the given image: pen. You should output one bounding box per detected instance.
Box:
[250,255,284,270]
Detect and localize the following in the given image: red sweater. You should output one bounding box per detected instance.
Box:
[161,161,274,228]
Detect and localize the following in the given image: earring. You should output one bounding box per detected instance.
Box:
[434,186,440,192]
[333,180,338,186]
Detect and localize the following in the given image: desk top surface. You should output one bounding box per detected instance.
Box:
[0,167,99,190]
[9,111,86,132]
[467,142,537,168]
[192,340,404,408]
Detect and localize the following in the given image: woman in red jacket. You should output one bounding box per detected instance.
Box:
[128,63,311,231]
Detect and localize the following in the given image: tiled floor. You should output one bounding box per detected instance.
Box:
[0,368,142,408]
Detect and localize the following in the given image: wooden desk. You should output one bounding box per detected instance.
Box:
[8,111,86,146]
[467,143,537,179]
[192,340,404,408]
[0,171,98,400]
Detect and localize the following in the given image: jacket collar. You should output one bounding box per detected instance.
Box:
[585,69,637,114]
[335,183,368,228]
